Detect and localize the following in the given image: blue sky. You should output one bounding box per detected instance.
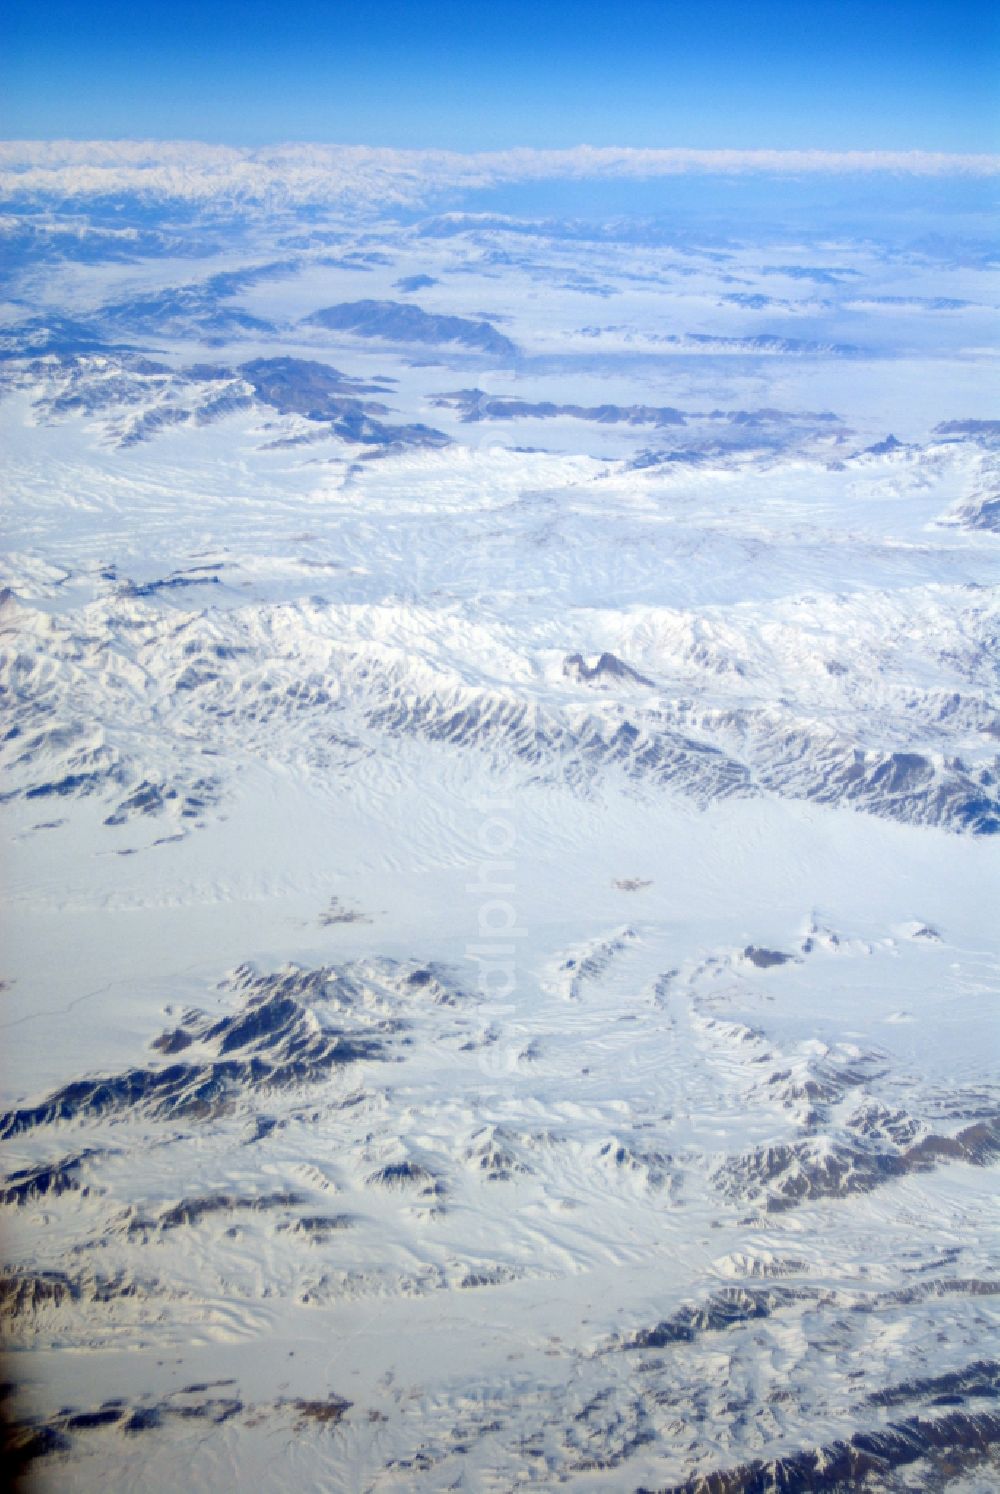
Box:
[2,0,997,151]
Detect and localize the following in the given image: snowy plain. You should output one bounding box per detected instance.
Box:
[1,155,999,1490]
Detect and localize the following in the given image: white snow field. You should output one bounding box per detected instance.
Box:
[1,156,999,1490]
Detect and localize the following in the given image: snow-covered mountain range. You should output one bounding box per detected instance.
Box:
[2,155,998,1490]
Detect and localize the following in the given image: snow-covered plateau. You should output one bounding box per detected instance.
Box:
[1,159,999,1490]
